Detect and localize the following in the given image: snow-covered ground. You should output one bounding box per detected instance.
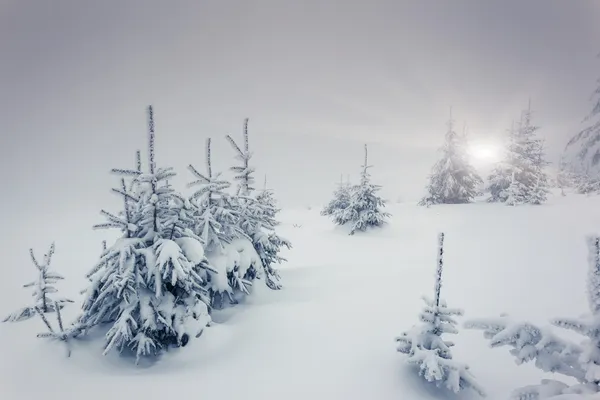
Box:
[1,192,599,400]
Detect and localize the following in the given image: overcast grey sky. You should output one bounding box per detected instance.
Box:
[1,0,599,225]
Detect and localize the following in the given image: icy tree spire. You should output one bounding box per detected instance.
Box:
[188,138,243,252]
[419,116,483,206]
[434,233,444,307]
[148,105,156,176]
[136,149,142,173]
[328,144,389,234]
[226,118,255,196]
[3,244,73,322]
[396,233,484,396]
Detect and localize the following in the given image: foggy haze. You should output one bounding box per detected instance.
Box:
[2,0,599,220]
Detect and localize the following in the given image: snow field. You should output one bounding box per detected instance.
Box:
[1,192,599,399]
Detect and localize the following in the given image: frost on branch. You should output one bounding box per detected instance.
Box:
[75,106,211,362]
[3,243,73,323]
[466,236,600,399]
[396,233,484,396]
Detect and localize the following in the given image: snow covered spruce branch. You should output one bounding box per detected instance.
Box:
[465,236,600,399]
[395,233,485,396]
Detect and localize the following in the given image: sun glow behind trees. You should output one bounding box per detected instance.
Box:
[467,141,502,164]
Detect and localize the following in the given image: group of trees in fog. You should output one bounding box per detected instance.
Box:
[321,57,600,218]
[4,107,290,362]
[421,103,550,207]
[321,102,553,235]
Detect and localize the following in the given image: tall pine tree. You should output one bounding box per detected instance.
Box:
[488,103,550,205]
[562,56,600,191]
[419,117,482,206]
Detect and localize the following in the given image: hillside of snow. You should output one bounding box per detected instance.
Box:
[1,192,600,400]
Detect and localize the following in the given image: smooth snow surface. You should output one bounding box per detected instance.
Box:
[2,192,600,399]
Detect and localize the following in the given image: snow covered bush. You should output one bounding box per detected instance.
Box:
[3,243,73,322]
[488,104,550,205]
[73,106,212,362]
[396,233,485,396]
[465,236,600,399]
[329,144,390,235]
[225,119,290,290]
[419,118,482,206]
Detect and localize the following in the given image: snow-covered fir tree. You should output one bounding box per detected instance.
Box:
[330,144,390,235]
[322,175,351,216]
[562,56,600,191]
[74,106,212,362]
[225,119,290,290]
[465,236,600,399]
[3,243,73,322]
[188,137,257,305]
[419,117,483,206]
[396,233,485,396]
[488,104,550,205]
[188,137,246,252]
[255,175,279,224]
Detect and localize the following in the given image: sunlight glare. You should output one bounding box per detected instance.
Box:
[467,142,501,163]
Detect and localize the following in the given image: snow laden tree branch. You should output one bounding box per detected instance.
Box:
[466,236,600,399]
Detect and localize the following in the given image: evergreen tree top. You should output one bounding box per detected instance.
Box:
[226,118,256,196]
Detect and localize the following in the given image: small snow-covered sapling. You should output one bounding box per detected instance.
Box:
[395,233,485,396]
[3,243,73,323]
